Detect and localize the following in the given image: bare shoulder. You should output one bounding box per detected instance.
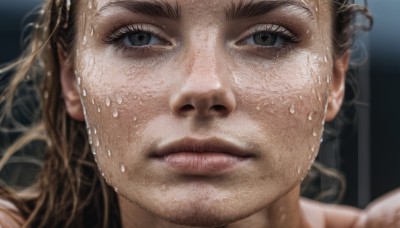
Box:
[301,198,361,228]
[0,198,24,227]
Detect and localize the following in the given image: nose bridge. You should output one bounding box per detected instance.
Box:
[169,40,236,118]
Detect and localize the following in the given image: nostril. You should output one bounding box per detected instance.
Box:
[211,104,228,113]
[180,104,195,112]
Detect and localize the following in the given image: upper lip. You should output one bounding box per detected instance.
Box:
[151,137,254,158]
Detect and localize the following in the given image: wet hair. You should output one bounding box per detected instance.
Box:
[0,0,372,227]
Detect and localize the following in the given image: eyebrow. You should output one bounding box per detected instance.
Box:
[225,0,313,20]
[97,0,181,21]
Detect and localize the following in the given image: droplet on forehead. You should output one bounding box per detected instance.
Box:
[120,163,126,173]
[289,103,295,114]
[112,108,119,118]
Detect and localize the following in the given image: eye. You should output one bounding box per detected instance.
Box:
[104,24,169,48]
[121,31,162,46]
[247,32,282,46]
[238,24,298,48]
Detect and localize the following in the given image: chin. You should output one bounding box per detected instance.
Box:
[158,206,241,227]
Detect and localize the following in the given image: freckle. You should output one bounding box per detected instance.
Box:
[82,89,87,97]
[112,108,119,118]
[289,103,296,114]
[120,163,126,173]
[117,96,123,104]
[308,111,313,121]
[106,97,111,107]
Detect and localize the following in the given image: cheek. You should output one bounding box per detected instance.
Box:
[233,52,331,180]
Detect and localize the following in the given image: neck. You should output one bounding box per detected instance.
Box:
[118,185,311,228]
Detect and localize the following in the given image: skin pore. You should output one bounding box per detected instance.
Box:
[59,0,349,227]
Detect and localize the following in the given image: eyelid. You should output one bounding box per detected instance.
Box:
[236,24,299,45]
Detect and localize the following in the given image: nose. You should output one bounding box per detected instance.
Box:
[169,50,236,118]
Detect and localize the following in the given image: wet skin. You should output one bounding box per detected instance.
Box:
[60,0,347,227]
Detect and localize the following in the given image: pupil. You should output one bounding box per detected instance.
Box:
[254,32,277,46]
[128,32,151,46]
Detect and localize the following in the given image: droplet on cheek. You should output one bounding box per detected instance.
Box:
[120,163,126,173]
[82,35,87,46]
[112,108,119,118]
[308,111,313,121]
[117,96,123,104]
[289,103,296,114]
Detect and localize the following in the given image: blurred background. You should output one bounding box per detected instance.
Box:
[0,0,399,208]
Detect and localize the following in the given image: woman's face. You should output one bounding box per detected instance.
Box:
[66,0,340,225]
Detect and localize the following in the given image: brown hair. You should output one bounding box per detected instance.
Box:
[0,0,372,227]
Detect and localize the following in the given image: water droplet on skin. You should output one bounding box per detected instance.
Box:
[106,97,111,107]
[107,149,112,157]
[317,93,322,102]
[93,127,97,135]
[312,130,317,137]
[91,98,95,105]
[308,111,313,121]
[299,95,303,100]
[133,115,138,122]
[82,89,87,97]
[327,75,331,83]
[97,106,101,112]
[256,105,261,111]
[90,26,94,36]
[120,163,126,172]
[88,135,93,145]
[117,96,123,104]
[112,108,119,118]
[95,138,100,147]
[82,35,87,45]
[101,172,105,177]
[311,145,315,152]
[88,0,93,9]
[323,56,328,63]
[114,187,119,193]
[289,103,295,114]
[92,148,96,155]
[77,76,81,86]
[297,167,301,174]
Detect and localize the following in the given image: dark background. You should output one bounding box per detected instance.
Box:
[1,0,399,208]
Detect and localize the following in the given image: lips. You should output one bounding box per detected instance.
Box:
[150,137,254,175]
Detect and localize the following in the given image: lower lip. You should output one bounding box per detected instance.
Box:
[158,152,248,175]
